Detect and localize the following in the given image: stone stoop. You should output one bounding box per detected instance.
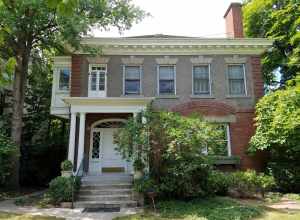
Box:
[75,174,138,208]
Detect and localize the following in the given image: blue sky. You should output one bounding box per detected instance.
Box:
[93,0,243,38]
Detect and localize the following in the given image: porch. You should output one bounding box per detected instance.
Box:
[63,97,154,175]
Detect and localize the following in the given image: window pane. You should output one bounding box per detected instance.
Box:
[159,80,174,94]
[125,66,140,79]
[99,72,105,91]
[229,79,245,95]
[90,72,97,91]
[159,66,174,80]
[125,80,140,94]
[193,66,209,94]
[59,68,70,90]
[207,124,229,156]
[194,66,209,79]
[228,65,244,79]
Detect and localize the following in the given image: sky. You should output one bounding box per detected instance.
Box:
[92,0,243,38]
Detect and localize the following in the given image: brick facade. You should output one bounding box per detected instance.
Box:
[71,55,82,97]
[251,56,264,100]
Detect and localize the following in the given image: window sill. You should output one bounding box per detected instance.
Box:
[190,95,215,99]
[226,95,251,99]
[156,95,179,99]
[56,90,69,94]
[208,155,240,165]
[121,94,144,97]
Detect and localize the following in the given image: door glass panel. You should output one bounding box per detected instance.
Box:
[99,72,105,91]
[92,131,101,159]
[90,72,97,91]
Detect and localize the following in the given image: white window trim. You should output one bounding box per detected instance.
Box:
[88,64,107,97]
[227,63,247,96]
[122,65,143,96]
[56,67,71,93]
[226,124,232,156]
[157,65,176,96]
[192,64,212,96]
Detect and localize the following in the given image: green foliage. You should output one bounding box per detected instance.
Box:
[60,160,73,171]
[250,81,300,192]
[133,158,145,171]
[134,176,158,193]
[46,176,80,205]
[243,0,300,86]
[0,131,18,186]
[207,170,231,196]
[229,170,276,197]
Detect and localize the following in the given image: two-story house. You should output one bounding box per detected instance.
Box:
[51,3,272,176]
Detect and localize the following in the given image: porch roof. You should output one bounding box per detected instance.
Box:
[63,97,154,114]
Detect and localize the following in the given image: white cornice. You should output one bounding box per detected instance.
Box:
[63,97,154,106]
[121,56,144,65]
[156,56,178,64]
[190,56,213,64]
[53,56,71,67]
[87,56,110,64]
[70,37,272,56]
[225,55,247,63]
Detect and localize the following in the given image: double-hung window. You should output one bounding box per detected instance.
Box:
[158,65,175,95]
[228,64,246,95]
[58,68,70,91]
[124,66,141,95]
[193,65,210,95]
[88,64,106,97]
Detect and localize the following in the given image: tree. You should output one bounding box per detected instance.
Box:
[243,0,300,87]
[249,76,300,191]
[0,0,146,188]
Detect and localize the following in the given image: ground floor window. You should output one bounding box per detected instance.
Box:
[202,123,231,156]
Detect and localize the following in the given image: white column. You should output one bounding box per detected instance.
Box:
[68,113,76,165]
[77,112,86,170]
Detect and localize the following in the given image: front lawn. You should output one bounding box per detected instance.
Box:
[114,197,263,220]
[114,197,300,220]
[0,212,64,220]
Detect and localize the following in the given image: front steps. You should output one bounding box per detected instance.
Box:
[75,174,137,208]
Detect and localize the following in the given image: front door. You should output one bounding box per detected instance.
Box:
[89,128,129,175]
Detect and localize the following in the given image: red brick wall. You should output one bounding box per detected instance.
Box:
[71,55,82,97]
[251,56,264,100]
[224,3,244,38]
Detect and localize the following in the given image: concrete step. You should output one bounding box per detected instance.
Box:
[82,174,133,181]
[79,189,132,196]
[74,200,137,208]
[78,194,132,201]
[81,183,133,190]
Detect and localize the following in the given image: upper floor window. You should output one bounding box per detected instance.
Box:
[124,66,141,95]
[158,65,176,95]
[58,68,70,91]
[228,64,246,95]
[88,64,106,97]
[193,65,210,95]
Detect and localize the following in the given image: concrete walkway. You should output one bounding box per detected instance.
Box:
[0,199,140,220]
[267,198,300,211]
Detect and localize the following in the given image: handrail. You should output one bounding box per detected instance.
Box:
[71,155,86,209]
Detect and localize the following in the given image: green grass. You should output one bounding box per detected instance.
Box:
[114,197,263,220]
[0,212,64,220]
[254,210,300,220]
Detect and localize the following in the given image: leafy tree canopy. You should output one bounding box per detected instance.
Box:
[243,0,300,87]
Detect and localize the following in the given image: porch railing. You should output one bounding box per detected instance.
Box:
[71,155,86,209]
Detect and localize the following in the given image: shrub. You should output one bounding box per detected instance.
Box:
[46,176,80,205]
[0,131,18,186]
[60,160,73,171]
[229,170,275,198]
[134,176,158,193]
[207,170,231,196]
[133,159,145,171]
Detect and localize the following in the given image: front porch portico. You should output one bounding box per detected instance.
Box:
[63,97,154,174]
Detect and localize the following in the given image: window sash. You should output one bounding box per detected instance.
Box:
[124,66,141,95]
[193,65,210,95]
[159,66,175,95]
[228,65,246,95]
[89,65,106,92]
[58,68,70,91]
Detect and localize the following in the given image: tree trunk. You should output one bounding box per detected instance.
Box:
[9,48,30,189]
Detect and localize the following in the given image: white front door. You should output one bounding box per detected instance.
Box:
[89,128,130,175]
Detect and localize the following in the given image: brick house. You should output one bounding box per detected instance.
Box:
[51,3,272,176]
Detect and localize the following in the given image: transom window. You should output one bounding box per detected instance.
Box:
[88,64,107,97]
[228,64,246,95]
[193,65,210,95]
[124,66,141,95]
[158,65,175,95]
[58,68,70,91]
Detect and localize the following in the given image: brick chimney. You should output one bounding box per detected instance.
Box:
[224,3,244,38]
